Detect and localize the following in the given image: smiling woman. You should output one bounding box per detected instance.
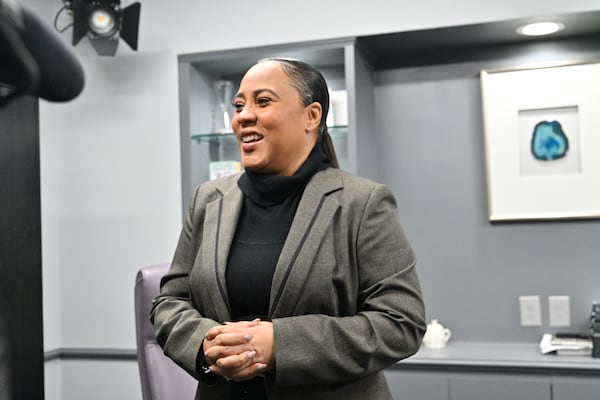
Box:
[151,58,426,400]
[232,58,336,176]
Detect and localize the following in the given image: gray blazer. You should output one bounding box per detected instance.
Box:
[151,167,426,400]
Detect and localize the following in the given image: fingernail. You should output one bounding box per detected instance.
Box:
[247,351,256,359]
[209,365,215,372]
[244,334,253,341]
[256,364,267,371]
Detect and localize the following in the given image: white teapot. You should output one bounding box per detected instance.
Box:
[422,319,451,349]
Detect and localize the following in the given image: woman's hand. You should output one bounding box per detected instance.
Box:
[203,320,275,381]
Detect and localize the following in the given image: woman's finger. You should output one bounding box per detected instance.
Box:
[206,331,253,346]
[209,351,259,379]
[205,342,254,364]
[205,323,255,341]
[227,362,269,381]
[224,318,261,328]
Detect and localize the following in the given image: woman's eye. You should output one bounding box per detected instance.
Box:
[256,97,271,106]
[233,102,244,112]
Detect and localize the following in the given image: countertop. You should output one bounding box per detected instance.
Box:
[393,341,600,375]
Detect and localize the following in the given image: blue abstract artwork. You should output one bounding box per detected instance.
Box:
[530,120,569,161]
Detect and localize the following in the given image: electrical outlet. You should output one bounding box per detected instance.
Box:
[519,295,542,326]
[549,295,571,327]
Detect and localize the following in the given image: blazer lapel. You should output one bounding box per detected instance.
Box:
[203,179,243,321]
[269,169,342,317]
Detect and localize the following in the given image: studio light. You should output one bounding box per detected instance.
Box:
[63,0,141,56]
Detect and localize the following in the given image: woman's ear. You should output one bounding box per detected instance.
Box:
[305,102,322,133]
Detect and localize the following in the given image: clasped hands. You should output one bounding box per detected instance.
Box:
[203,318,274,382]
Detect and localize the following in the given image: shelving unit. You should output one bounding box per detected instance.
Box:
[177,39,376,213]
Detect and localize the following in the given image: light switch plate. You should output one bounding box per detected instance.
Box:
[549,295,571,327]
[519,295,542,326]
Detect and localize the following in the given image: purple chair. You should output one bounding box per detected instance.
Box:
[135,263,197,400]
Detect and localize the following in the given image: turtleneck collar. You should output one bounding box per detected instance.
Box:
[237,143,331,206]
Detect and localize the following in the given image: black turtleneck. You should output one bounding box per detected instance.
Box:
[225,144,330,399]
[226,144,330,322]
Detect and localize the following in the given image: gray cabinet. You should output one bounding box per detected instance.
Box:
[385,364,600,400]
[552,376,600,400]
[385,370,449,400]
[385,341,600,400]
[385,370,552,400]
[385,369,600,400]
[448,373,550,400]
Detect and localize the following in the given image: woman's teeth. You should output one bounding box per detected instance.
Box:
[242,134,262,143]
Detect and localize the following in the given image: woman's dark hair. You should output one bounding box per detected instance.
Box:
[259,57,340,168]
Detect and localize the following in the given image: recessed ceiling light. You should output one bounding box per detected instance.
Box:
[516,22,565,37]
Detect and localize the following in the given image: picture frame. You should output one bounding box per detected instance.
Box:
[481,61,600,221]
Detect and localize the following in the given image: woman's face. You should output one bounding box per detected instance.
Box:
[232,61,320,176]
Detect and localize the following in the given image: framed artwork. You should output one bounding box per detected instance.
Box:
[481,61,600,221]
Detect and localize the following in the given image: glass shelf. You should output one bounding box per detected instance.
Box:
[191,132,237,143]
[191,125,348,143]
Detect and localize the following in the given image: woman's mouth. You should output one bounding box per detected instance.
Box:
[241,133,263,143]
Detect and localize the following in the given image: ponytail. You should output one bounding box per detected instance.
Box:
[321,126,339,169]
[263,57,340,169]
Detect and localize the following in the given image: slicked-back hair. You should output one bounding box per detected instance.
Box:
[259,57,340,168]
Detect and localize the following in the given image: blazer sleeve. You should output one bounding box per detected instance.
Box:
[271,183,426,387]
[149,185,220,380]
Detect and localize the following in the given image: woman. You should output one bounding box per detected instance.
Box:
[151,58,426,399]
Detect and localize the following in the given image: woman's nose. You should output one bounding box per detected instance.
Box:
[235,106,256,126]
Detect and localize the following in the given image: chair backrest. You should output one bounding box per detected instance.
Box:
[135,263,197,400]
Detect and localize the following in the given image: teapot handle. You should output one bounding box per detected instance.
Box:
[444,328,451,341]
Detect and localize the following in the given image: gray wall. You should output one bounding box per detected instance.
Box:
[374,48,600,342]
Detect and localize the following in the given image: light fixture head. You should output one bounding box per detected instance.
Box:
[70,0,141,56]
[516,22,565,37]
[88,7,118,37]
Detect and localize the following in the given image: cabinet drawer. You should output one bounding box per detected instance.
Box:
[448,373,550,400]
[385,370,449,400]
[552,376,600,400]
